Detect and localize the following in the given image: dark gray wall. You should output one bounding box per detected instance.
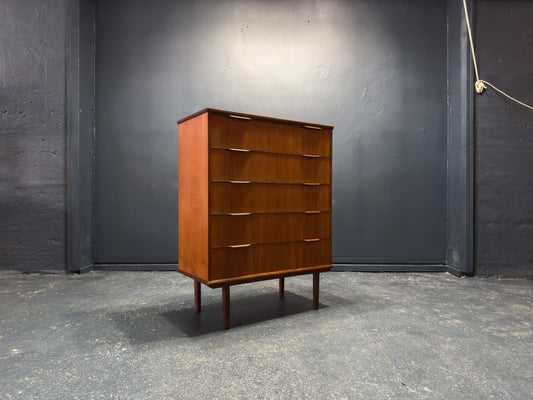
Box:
[94,0,449,267]
[474,1,533,278]
[0,0,67,272]
[2,0,531,277]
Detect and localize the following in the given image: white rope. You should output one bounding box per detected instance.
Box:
[462,0,533,110]
[480,80,533,111]
[462,0,480,83]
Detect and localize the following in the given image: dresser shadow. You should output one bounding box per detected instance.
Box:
[163,291,325,336]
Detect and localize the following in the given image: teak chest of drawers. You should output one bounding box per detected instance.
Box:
[177,108,333,329]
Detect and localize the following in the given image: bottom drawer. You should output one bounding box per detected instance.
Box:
[210,239,331,280]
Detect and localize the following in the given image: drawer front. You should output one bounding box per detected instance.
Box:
[209,113,331,157]
[210,149,330,184]
[211,212,331,247]
[211,182,330,214]
[210,239,331,280]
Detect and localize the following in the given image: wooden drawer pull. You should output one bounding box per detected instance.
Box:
[302,154,320,158]
[229,114,252,120]
[304,238,320,242]
[228,148,251,152]
[228,212,252,216]
[304,182,320,186]
[229,243,252,248]
[304,210,321,214]
[304,125,322,130]
[229,180,251,184]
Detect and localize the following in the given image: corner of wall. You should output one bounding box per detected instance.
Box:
[445,0,474,275]
[67,0,96,272]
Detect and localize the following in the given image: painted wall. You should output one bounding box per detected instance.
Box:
[1,0,532,277]
[94,0,449,266]
[0,0,67,272]
[474,1,533,278]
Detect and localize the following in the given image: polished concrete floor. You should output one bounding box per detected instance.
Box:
[1,270,532,399]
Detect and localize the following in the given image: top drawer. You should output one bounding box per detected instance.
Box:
[209,113,331,157]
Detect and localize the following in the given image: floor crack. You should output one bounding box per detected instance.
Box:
[352,316,425,399]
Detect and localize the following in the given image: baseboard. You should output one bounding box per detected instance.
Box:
[81,263,467,276]
[445,265,463,277]
[332,263,469,277]
[332,263,450,273]
[92,263,179,272]
[77,264,93,274]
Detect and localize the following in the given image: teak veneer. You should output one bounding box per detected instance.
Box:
[177,108,333,329]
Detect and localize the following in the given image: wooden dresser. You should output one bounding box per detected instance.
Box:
[177,108,332,329]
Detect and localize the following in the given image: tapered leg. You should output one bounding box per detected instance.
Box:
[279,277,285,297]
[313,272,319,310]
[194,280,201,313]
[222,286,230,330]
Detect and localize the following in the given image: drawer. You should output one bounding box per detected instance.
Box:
[210,239,331,280]
[210,212,331,247]
[210,149,330,184]
[209,113,331,157]
[210,182,330,214]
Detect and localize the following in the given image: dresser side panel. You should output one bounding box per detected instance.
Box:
[326,129,333,264]
[178,112,209,281]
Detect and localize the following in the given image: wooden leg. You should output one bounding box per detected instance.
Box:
[222,286,230,330]
[194,280,201,313]
[279,277,285,297]
[313,272,319,310]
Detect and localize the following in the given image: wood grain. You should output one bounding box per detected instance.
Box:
[211,182,330,214]
[222,286,230,330]
[179,262,332,288]
[210,239,331,280]
[210,212,330,247]
[178,111,209,281]
[178,108,333,130]
[313,272,320,310]
[210,148,330,184]
[194,280,201,313]
[177,109,333,323]
[209,114,331,156]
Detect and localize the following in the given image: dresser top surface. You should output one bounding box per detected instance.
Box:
[177,108,334,130]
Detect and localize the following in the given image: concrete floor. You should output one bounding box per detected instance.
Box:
[0,271,532,399]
